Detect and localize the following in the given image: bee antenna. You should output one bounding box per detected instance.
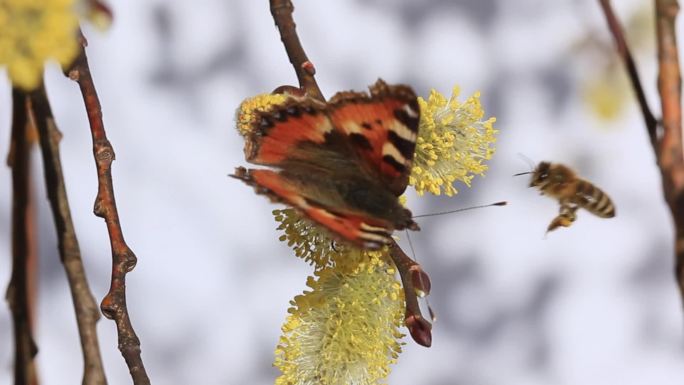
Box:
[412,201,507,219]
[517,153,536,170]
[513,171,533,177]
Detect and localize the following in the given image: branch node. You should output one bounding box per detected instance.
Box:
[100,294,119,320]
[123,249,138,272]
[301,61,315,75]
[68,68,81,81]
[93,198,106,217]
[95,141,115,163]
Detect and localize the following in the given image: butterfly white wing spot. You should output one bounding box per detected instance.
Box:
[389,120,417,142]
[360,223,390,233]
[359,231,391,245]
[340,121,367,136]
[402,104,419,118]
[359,222,392,246]
[293,195,311,209]
[316,118,335,135]
[382,142,407,165]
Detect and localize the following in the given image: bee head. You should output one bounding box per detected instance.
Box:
[530,161,552,187]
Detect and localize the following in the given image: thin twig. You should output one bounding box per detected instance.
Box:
[654,0,684,305]
[29,83,108,385]
[6,89,39,385]
[388,241,432,347]
[269,0,325,101]
[66,35,150,384]
[598,0,659,147]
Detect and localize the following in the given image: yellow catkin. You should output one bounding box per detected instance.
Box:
[235,93,289,135]
[409,87,497,196]
[272,209,405,384]
[275,252,404,385]
[0,0,80,90]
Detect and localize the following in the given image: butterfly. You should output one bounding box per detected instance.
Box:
[233,79,420,249]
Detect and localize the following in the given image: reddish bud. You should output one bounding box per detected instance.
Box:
[410,265,431,297]
[301,61,316,75]
[405,314,432,347]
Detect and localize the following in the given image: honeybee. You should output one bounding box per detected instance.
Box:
[516,162,616,232]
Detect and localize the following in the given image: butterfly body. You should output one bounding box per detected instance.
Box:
[234,80,420,248]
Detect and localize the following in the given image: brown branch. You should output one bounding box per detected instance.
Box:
[598,0,659,147]
[66,36,150,384]
[29,83,108,385]
[388,241,432,347]
[269,0,325,101]
[6,89,39,385]
[655,0,684,305]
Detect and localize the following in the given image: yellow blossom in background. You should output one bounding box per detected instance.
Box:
[275,251,404,385]
[236,93,289,135]
[582,68,630,121]
[0,0,80,90]
[582,71,631,120]
[410,87,497,196]
[82,0,114,31]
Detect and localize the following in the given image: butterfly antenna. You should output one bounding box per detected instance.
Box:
[405,230,436,323]
[412,201,507,219]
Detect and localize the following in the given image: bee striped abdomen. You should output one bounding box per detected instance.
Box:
[576,179,615,218]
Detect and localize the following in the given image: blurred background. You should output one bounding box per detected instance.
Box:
[1,0,684,384]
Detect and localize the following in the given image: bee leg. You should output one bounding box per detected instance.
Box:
[547,202,579,232]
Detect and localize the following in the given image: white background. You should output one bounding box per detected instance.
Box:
[1,0,683,384]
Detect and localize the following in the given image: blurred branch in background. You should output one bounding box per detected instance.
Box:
[599,0,684,308]
[30,83,107,385]
[66,34,150,385]
[654,0,684,305]
[7,89,39,385]
[598,0,658,146]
